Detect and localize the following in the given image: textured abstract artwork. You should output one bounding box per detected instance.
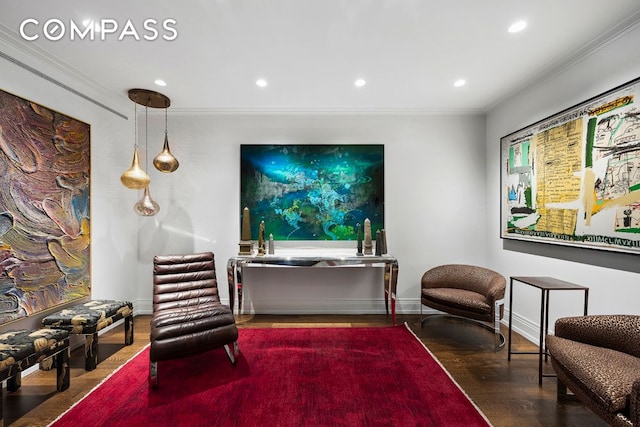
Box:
[501,77,640,253]
[241,144,384,240]
[0,89,90,325]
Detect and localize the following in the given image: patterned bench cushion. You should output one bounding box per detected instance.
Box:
[0,328,70,371]
[42,300,133,335]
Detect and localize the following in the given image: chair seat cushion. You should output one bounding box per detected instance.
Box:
[42,300,133,334]
[547,335,640,414]
[150,302,238,362]
[0,329,70,370]
[422,288,490,315]
[151,303,235,341]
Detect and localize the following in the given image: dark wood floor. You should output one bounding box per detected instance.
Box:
[5,314,606,427]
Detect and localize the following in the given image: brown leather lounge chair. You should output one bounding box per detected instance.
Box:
[150,251,239,388]
[420,264,506,350]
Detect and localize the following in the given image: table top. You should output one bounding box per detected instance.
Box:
[510,276,588,290]
[228,250,397,267]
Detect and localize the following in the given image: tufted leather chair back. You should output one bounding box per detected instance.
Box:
[153,252,221,312]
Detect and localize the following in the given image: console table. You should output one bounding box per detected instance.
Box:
[507,276,589,385]
[226,252,399,324]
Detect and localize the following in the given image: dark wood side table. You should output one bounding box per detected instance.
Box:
[507,276,589,385]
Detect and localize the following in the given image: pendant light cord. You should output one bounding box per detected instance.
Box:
[165,106,168,136]
[145,105,149,173]
[133,103,138,149]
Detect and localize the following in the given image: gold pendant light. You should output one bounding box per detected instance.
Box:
[133,104,160,216]
[120,148,150,189]
[120,102,150,189]
[134,186,160,216]
[124,89,172,216]
[153,107,179,173]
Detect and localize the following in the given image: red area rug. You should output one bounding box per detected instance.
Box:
[51,324,490,426]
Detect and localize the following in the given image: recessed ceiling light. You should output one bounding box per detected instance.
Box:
[453,79,466,88]
[256,79,268,88]
[154,79,167,87]
[354,79,366,87]
[508,20,527,33]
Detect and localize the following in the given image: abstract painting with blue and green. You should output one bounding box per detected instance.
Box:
[241,144,384,240]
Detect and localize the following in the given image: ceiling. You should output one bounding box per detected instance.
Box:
[1,0,640,114]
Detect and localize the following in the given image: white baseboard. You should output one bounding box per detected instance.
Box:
[132,297,539,346]
[503,308,542,346]
[133,297,422,316]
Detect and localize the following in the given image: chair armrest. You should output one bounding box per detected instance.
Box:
[631,379,640,427]
[485,275,506,301]
[554,315,640,358]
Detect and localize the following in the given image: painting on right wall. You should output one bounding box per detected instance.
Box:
[501,77,640,254]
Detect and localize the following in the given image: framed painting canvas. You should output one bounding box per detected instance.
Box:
[0,89,91,325]
[240,144,384,240]
[500,77,640,254]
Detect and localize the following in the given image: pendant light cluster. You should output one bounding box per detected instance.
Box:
[120,88,179,216]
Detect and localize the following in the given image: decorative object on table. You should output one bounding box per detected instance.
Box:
[238,207,253,255]
[133,102,160,216]
[152,101,179,173]
[257,220,266,256]
[268,233,275,254]
[380,229,388,254]
[0,88,90,326]
[356,222,363,256]
[240,144,384,240]
[375,230,382,256]
[500,76,640,255]
[363,218,373,255]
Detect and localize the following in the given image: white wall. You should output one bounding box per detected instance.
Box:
[135,113,487,314]
[0,35,489,322]
[486,23,640,343]
[0,42,140,330]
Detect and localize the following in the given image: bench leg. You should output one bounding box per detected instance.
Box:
[7,372,21,392]
[85,333,99,371]
[125,315,134,345]
[56,347,71,391]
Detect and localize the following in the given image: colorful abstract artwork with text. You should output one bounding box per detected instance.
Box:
[241,144,384,240]
[501,77,640,253]
[0,89,90,325]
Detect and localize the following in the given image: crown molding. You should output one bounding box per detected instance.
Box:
[166,106,485,118]
[0,23,130,119]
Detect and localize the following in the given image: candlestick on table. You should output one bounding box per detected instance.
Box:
[363,218,373,255]
[238,207,253,255]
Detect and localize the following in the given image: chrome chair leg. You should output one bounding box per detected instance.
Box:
[224,344,236,364]
[149,361,158,388]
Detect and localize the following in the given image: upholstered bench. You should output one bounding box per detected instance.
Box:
[42,300,134,371]
[0,328,70,425]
